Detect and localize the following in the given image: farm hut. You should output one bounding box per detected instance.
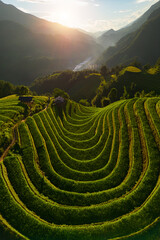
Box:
[19,96,33,103]
[19,96,33,108]
[53,96,66,107]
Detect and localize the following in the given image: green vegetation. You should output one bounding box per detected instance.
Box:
[0,95,160,239]
[0,95,48,155]
[0,80,31,98]
[119,66,142,74]
[97,7,160,68]
[31,70,102,101]
[0,95,25,155]
[28,60,160,107]
[1,59,160,108]
[90,61,160,107]
[1,2,160,237]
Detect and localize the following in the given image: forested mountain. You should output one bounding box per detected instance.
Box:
[31,70,103,101]
[0,0,95,39]
[97,0,160,49]
[0,1,102,85]
[96,6,160,67]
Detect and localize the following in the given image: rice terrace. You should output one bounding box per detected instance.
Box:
[1,0,160,239]
[0,94,160,240]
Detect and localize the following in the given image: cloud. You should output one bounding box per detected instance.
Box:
[18,0,51,3]
[136,0,158,3]
[114,9,132,14]
[18,0,100,7]
[76,0,100,7]
[76,1,89,6]
[17,6,48,15]
[81,6,152,32]
[81,19,120,33]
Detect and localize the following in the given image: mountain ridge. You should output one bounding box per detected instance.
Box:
[0,1,102,85]
[96,5,160,68]
[98,0,160,49]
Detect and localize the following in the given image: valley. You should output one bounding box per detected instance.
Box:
[0,0,160,239]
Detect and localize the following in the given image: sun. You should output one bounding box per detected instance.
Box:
[47,0,90,28]
[55,10,75,28]
[49,0,79,28]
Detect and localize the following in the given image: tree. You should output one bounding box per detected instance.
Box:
[110,65,124,75]
[96,80,107,96]
[108,88,118,103]
[143,64,151,71]
[15,86,30,96]
[135,90,156,98]
[130,82,137,98]
[134,91,141,98]
[79,99,90,107]
[120,86,130,99]
[130,60,142,69]
[91,94,102,107]
[0,80,14,98]
[156,57,160,66]
[100,65,109,80]
[101,97,110,107]
[53,88,70,100]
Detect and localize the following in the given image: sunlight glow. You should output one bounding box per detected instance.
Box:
[51,11,76,28]
[49,0,81,28]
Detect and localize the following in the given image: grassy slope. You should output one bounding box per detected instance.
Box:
[102,66,160,100]
[0,96,160,239]
[0,95,48,156]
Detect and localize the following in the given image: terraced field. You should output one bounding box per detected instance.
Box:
[0,95,25,126]
[0,97,160,239]
[0,95,48,126]
[0,95,48,156]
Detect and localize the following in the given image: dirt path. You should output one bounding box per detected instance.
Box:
[0,125,17,163]
[0,100,51,163]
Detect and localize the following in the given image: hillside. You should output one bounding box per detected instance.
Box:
[0,1,102,85]
[0,95,48,156]
[97,7,160,68]
[100,65,160,102]
[31,70,104,101]
[97,0,160,49]
[0,0,92,37]
[30,64,160,105]
[0,96,160,239]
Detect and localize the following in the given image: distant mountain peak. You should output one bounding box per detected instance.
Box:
[107,29,115,33]
[96,6,160,68]
[103,29,115,36]
[0,0,103,85]
[98,0,160,49]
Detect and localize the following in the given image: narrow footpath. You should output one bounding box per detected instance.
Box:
[0,124,17,163]
[0,97,51,163]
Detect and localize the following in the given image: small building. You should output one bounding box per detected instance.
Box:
[53,96,65,107]
[19,96,33,108]
[19,96,33,103]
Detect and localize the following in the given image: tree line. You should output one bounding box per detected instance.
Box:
[1,58,160,107]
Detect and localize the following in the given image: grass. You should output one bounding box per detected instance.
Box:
[0,96,160,239]
[120,66,142,75]
[0,95,48,156]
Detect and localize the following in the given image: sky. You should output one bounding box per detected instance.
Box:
[2,0,159,32]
